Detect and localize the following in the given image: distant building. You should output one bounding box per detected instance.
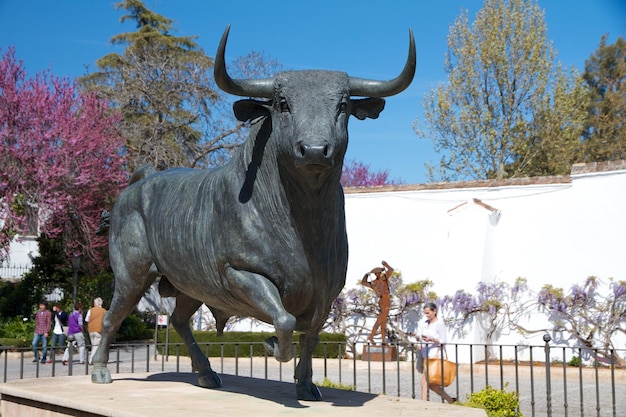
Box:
[0,208,39,280]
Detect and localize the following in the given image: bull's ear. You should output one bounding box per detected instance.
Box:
[351,98,386,120]
[233,99,271,123]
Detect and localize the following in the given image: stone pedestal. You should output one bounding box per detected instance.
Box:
[361,344,398,361]
[0,372,485,417]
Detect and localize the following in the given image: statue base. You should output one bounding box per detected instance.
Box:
[0,372,483,417]
[361,344,398,361]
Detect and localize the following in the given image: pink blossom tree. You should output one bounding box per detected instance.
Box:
[341,159,401,187]
[0,48,128,266]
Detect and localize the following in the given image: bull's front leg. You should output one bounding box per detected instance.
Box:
[295,332,322,400]
[225,265,296,362]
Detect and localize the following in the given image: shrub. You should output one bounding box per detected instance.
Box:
[567,355,581,367]
[0,316,35,347]
[0,311,151,347]
[0,274,42,318]
[0,337,32,349]
[156,330,347,358]
[463,384,523,417]
[315,377,354,391]
[116,313,153,341]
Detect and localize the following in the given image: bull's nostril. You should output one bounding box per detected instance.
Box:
[323,145,330,157]
[298,143,306,157]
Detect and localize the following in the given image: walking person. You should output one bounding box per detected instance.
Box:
[416,302,456,404]
[32,301,52,364]
[63,302,86,365]
[48,303,68,363]
[85,297,106,364]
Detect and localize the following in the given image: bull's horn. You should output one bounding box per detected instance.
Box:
[214,25,274,98]
[349,29,416,98]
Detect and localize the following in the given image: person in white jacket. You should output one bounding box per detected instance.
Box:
[416,302,456,403]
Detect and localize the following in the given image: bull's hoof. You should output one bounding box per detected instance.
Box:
[91,366,112,384]
[197,369,222,389]
[297,382,322,401]
[263,336,295,362]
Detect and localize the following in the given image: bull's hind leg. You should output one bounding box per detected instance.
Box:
[295,332,322,400]
[170,293,221,389]
[225,265,296,362]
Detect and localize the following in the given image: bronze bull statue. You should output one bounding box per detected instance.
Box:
[91,25,415,400]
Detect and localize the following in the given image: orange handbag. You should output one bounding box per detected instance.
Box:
[426,347,456,387]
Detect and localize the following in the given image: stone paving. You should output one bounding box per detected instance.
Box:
[2,345,624,416]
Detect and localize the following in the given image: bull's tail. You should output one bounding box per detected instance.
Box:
[129,165,158,185]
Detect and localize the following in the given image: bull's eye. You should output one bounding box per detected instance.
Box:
[338,100,348,114]
[279,98,290,113]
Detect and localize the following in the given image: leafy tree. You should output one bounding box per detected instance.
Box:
[581,35,626,162]
[79,0,216,171]
[341,159,401,187]
[80,0,281,171]
[0,272,43,318]
[417,0,589,181]
[0,235,71,318]
[0,48,128,266]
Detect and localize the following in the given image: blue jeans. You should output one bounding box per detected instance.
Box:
[50,332,66,356]
[32,333,48,361]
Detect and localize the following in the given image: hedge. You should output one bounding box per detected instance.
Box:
[155,330,348,358]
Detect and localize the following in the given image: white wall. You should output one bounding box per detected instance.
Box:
[345,169,626,294]
[0,235,38,278]
[344,168,626,360]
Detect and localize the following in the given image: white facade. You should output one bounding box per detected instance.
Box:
[344,162,626,360]
[345,166,626,295]
[0,235,38,279]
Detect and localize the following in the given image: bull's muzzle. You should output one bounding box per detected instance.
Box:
[294,142,334,168]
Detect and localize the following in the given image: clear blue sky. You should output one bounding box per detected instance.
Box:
[1,1,624,184]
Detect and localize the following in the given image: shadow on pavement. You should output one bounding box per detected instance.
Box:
[116,372,379,409]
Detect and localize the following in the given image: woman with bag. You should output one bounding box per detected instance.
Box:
[62,302,86,365]
[415,302,457,403]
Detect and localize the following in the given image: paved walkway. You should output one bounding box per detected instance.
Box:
[1,372,486,417]
[2,346,624,416]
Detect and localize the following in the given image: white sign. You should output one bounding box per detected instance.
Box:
[157,314,168,326]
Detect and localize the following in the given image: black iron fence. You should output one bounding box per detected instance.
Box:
[1,340,624,417]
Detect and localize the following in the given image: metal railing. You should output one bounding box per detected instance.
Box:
[0,263,31,279]
[1,340,624,417]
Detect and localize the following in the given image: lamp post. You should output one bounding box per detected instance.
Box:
[71,255,81,306]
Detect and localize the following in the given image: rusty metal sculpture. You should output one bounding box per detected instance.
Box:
[361,261,394,343]
[91,26,415,400]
